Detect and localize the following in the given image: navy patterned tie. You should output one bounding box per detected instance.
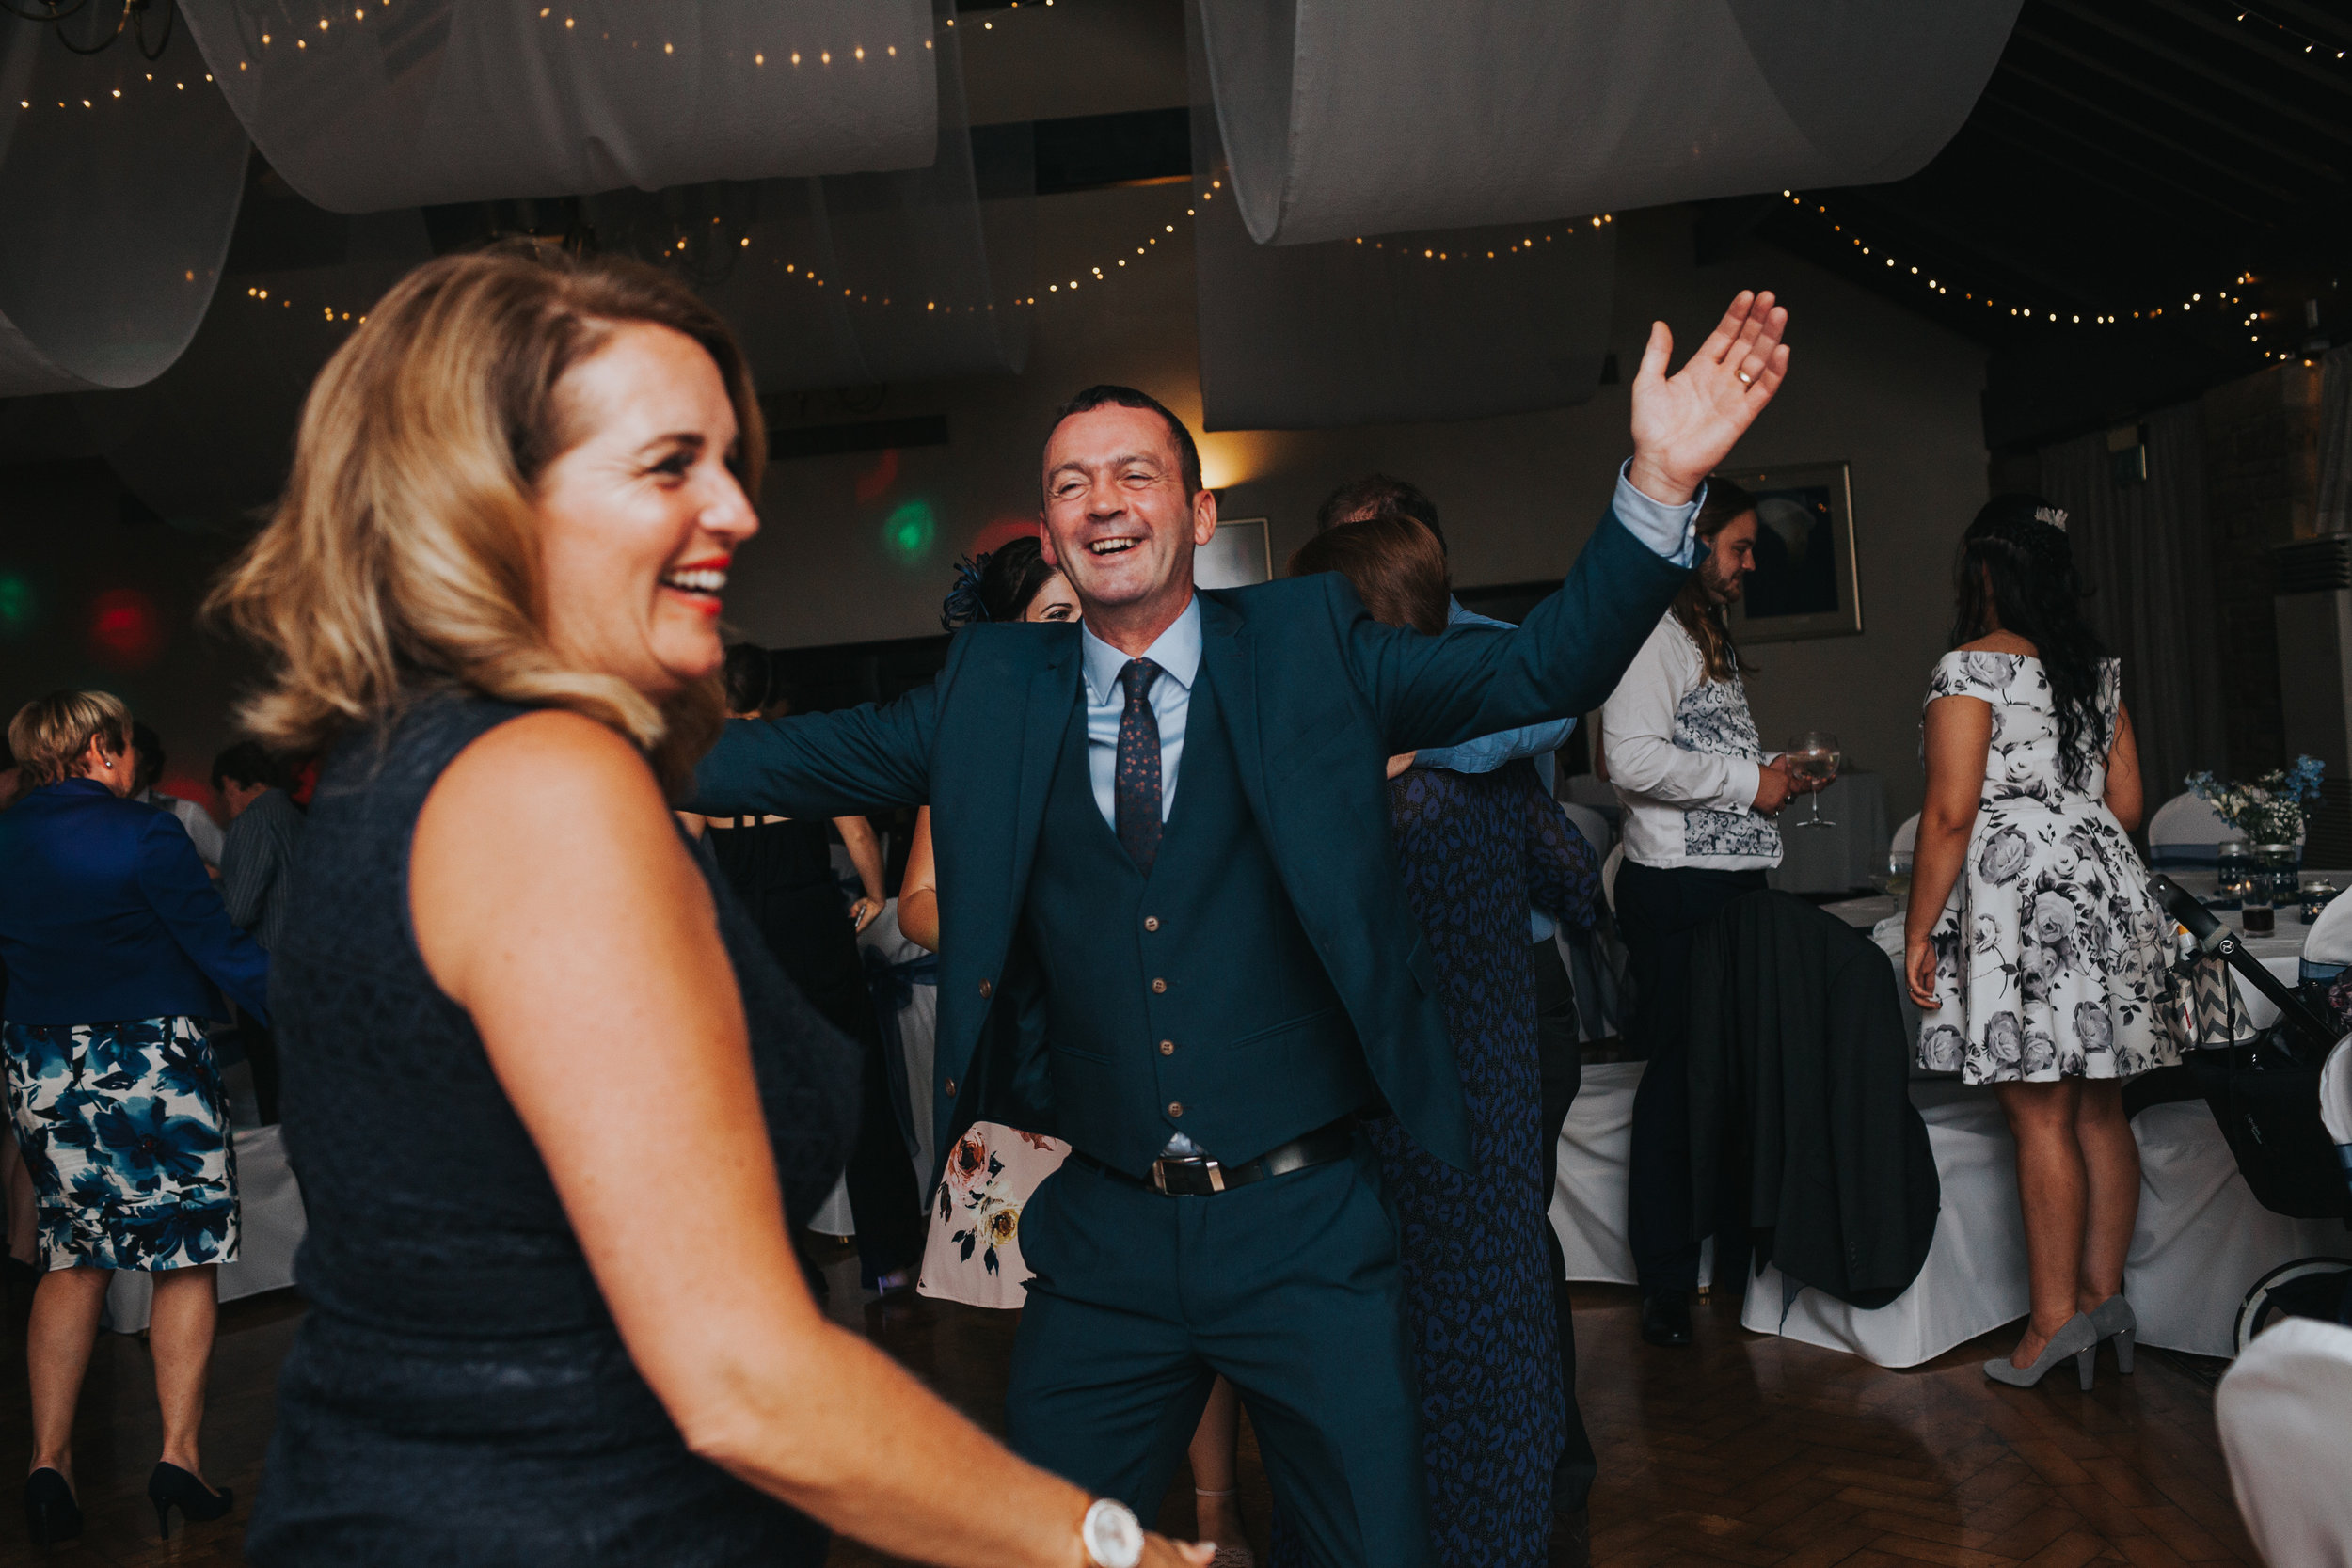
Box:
[1115,658,1165,875]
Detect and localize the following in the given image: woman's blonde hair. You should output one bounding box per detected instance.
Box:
[8,690,130,786]
[205,241,766,797]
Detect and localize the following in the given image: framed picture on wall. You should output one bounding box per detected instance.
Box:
[1195,517,1271,588]
[1716,460,1861,643]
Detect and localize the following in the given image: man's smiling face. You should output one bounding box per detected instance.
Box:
[1039,404,1215,628]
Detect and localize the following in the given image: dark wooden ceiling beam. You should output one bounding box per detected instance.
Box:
[1993,62,2310,200]
[1974,94,2280,223]
[1946,121,2194,224]
[2013,24,2346,171]
[2138,0,2352,94]
[2039,0,2352,139]
[2251,0,2352,52]
[1822,182,2115,306]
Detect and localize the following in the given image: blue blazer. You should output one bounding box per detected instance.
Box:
[691,510,1684,1174]
[0,779,271,1028]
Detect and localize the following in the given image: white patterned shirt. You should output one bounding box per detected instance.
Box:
[1600,616,1783,872]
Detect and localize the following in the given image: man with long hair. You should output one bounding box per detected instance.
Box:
[1600,480,1818,1349]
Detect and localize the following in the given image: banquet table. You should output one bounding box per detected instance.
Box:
[1765,771,1890,896]
[1569,873,2352,1363]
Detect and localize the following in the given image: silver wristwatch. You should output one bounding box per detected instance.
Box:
[1081,1497,1144,1568]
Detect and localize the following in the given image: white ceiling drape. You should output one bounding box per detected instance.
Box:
[0,15,248,396]
[179,0,941,214]
[1194,0,2023,247]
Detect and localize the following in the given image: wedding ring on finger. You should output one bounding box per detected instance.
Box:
[1737,371,1755,385]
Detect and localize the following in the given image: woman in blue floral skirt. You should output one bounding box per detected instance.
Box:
[0,690,270,1544]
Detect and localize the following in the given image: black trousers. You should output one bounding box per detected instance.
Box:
[1530,938,1597,1514]
[1617,862,1768,1293]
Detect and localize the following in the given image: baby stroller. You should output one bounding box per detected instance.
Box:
[2150,876,2352,1350]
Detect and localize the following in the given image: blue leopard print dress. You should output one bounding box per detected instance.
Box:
[1276,760,1600,1567]
[3,1015,238,1270]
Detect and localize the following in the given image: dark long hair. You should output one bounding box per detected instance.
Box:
[722,642,789,719]
[1671,479,1756,685]
[941,535,1063,627]
[1286,514,1451,633]
[1952,493,2109,789]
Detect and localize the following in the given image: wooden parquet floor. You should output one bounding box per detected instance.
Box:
[0,1263,2259,1567]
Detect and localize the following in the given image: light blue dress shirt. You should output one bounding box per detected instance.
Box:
[1079,594,1202,832]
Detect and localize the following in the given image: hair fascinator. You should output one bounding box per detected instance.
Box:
[2033,505,2069,531]
[941,552,994,629]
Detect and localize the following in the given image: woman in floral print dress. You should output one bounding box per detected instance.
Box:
[1904,496,2184,1388]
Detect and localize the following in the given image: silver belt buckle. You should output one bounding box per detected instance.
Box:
[1151,1157,1225,1195]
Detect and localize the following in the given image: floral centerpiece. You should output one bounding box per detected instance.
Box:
[2185,755,2326,845]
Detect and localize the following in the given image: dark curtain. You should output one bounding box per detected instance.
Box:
[2039,404,2229,815]
[2321,342,2352,537]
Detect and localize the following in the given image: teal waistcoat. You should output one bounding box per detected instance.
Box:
[1021,670,1375,1176]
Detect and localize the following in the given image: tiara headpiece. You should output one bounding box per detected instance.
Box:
[2033,504,2069,532]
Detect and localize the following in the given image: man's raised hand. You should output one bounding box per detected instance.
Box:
[1626,290,1791,507]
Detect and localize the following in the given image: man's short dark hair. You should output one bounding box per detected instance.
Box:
[1047,385,1203,497]
[131,720,167,794]
[1315,474,1445,555]
[212,740,279,797]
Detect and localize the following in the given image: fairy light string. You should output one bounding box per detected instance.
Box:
[1777,191,2291,359]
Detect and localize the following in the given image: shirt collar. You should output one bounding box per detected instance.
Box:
[1081,594,1202,705]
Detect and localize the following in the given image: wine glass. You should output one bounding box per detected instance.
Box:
[1784,731,1840,830]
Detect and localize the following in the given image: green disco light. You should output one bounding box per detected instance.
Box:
[881,499,939,564]
[0,573,36,637]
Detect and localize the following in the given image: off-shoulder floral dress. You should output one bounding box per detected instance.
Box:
[1917,651,2185,1084]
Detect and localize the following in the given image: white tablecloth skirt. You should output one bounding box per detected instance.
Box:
[105,1124,307,1334]
[1552,1064,2344,1366]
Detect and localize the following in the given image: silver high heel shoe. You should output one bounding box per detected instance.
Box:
[1983,1312,2100,1391]
[2086,1293,2137,1376]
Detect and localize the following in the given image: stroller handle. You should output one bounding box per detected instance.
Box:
[2150,874,2339,1055]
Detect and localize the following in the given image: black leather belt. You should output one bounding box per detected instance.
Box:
[1073,1118,1358,1196]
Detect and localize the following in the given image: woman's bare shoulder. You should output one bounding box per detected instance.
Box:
[1955,631,2037,657]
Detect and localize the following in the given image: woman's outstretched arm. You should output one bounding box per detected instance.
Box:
[1905,696,1993,1008]
[412,712,1202,1568]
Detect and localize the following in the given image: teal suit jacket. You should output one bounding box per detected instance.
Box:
[691,509,1686,1176]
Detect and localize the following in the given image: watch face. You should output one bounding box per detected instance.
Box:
[1083,1498,1145,1568]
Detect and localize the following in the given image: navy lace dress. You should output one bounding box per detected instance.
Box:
[1279,761,1598,1568]
[247,695,860,1566]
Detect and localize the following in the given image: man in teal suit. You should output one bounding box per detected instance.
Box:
[691,291,1793,1566]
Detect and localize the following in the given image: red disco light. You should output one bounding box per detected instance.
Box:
[87,588,165,668]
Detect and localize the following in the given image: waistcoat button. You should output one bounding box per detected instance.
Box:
[945,1079,958,1098]
[977,979,993,999]
[1144,916,1160,932]
[1168,1101,1184,1117]
[1159,1039,1175,1055]
[1151,977,1167,993]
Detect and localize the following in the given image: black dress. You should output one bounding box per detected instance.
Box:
[248,695,858,1566]
[705,816,927,1283]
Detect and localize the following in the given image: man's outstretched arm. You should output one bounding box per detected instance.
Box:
[1355,289,1793,748]
[689,685,939,821]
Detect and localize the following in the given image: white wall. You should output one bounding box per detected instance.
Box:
[727,194,1988,823]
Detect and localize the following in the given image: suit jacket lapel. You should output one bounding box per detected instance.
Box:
[1006,639,1081,930]
[1196,593,1268,827]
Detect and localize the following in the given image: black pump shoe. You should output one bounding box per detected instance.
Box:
[1640,1289,1693,1347]
[24,1467,80,1545]
[147,1462,232,1540]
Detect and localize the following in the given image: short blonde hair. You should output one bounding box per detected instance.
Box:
[206,242,766,797]
[8,690,130,786]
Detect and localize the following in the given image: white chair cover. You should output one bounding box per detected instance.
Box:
[2306,891,2352,970]
[105,1124,307,1333]
[1740,1081,2029,1369]
[1192,0,2021,247]
[1549,1061,1641,1284]
[2147,792,2232,867]
[2127,1101,2348,1357]
[1890,812,1919,856]
[2324,1037,2352,1147]
[1601,843,1624,914]
[181,0,939,213]
[2217,1316,2352,1568]
[1561,802,1612,856]
[0,16,248,395]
